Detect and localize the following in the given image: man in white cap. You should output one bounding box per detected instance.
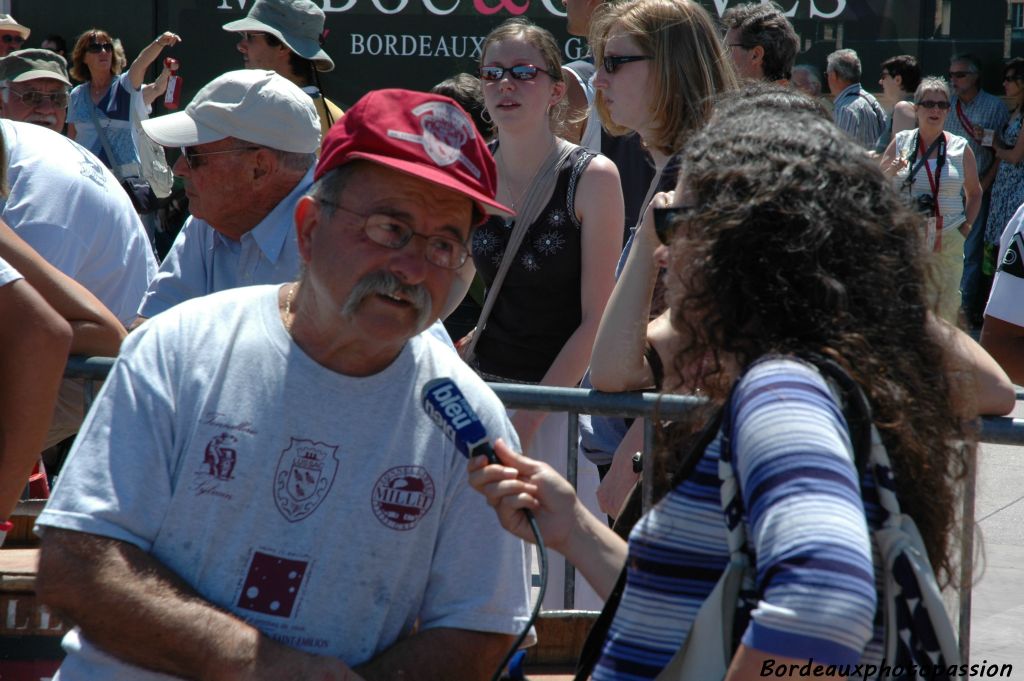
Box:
[131,69,320,327]
[224,0,343,138]
[0,48,71,133]
[0,14,28,57]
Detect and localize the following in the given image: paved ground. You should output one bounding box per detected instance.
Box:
[968,399,1024,673]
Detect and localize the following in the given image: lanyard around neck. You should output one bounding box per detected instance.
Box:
[955,99,981,143]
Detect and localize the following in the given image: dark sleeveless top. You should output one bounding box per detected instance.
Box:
[471,146,596,382]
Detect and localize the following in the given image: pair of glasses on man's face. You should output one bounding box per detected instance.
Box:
[86,42,114,54]
[479,64,556,82]
[917,100,951,110]
[238,31,267,44]
[948,71,974,79]
[602,54,653,74]
[0,34,24,45]
[318,199,470,270]
[5,89,69,108]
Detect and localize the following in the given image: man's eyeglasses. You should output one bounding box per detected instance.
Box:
[916,100,951,110]
[4,89,69,108]
[86,42,114,54]
[317,199,470,270]
[602,54,653,74]
[948,71,974,79]
[1004,74,1023,83]
[0,35,24,45]
[479,64,556,81]
[179,145,261,169]
[239,31,267,43]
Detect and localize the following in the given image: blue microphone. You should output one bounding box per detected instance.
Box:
[421,377,498,463]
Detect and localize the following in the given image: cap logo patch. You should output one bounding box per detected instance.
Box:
[387,102,481,179]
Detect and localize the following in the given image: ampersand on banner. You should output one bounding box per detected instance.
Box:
[473,0,530,15]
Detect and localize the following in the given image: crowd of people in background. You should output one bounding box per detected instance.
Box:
[0,0,1023,679]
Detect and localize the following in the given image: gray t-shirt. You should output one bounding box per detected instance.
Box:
[38,284,531,679]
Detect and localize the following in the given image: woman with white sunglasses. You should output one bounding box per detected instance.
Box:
[460,17,623,609]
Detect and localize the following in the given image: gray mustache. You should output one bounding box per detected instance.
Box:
[342,270,433,331]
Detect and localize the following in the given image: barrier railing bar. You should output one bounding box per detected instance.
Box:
[565,411,579,610]
[642,418,655,513]
[54,355,1024,644]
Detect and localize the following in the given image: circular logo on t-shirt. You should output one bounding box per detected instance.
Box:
[371,466,435,531]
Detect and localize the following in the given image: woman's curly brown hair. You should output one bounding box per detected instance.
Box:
[665,109,970,586]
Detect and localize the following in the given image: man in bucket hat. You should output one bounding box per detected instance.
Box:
[35,89,530,681]
[0,14,29,57]
[0,48,71,133]
[131,69,320,327]
[224,0,343,138]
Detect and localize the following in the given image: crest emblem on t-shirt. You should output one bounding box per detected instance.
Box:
[371,465,435,531]
[273,438,340,522]
[1000,233,1024,279]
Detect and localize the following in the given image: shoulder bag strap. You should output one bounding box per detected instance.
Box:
[86,100,124,182]
[463,140,575,362]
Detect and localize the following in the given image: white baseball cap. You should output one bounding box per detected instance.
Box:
[141,69,320,154]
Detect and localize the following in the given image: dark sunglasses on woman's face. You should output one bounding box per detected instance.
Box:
[917,100,951,110]
[479,64,554,81]
[0,35,24,45]
[87,42,114,53]
[652,206,692,246]
[602,54,653,74]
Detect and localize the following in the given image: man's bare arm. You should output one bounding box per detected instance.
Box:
[36,528,355,681]
[355,627,515,681]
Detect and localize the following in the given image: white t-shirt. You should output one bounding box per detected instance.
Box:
[0,120,157,324]
[37,285,530,680]
[137,167,314,319]
[0,255,21,287]
[987,202,1024,326]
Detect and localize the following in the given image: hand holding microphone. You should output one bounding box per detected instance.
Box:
[421,378,581,552]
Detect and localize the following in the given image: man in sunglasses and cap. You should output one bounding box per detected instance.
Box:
[130,69,320,328]
[0,48,71,133]
[35,88,531,681]
[224,0,343,139]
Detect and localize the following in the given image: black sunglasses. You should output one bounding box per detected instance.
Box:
[917,100,951,110]
[652,206,694,246]
[0,35,24,45]
[479,64,555,81]
[86,42,114,53]
[602,54,653,74]
[948,70,974,79]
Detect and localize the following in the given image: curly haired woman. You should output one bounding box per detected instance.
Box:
[469,105,1007,679]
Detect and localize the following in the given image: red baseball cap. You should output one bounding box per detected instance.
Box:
[316,89,513,221]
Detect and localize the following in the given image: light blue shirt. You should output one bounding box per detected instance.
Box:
[138,166,314,318]
[832,83,887,150]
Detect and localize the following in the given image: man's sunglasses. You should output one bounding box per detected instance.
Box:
[948,71,975,79]
[5,89,69,108]
[479,64,556,81]
[0,35,24,45]
[916,100,951,110]
[180,145,261,169]
[239,31,267,43]
[86,42,114,53]
[602,54,653,74]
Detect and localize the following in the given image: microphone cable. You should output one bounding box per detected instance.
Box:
[491,509,547,681]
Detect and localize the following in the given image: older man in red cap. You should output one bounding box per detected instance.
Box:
[35,89,530,681]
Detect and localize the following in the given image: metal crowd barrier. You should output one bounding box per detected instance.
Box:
[56,356,1024,665]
